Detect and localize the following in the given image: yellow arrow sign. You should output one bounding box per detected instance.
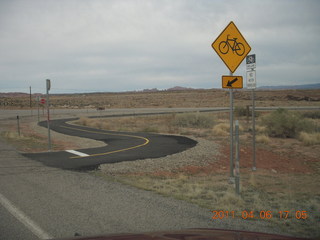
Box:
[222,76,243,89]
[212,21,251,73]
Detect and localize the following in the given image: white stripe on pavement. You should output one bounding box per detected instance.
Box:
[66,150,89,157]
[0,192,53,240]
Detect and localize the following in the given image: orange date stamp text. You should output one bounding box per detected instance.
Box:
[211,210,308,220]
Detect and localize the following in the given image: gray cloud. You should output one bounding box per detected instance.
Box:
[0,0,319,93]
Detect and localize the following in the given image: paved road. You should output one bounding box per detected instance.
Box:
[0,108,290,239]
[0,137,236,240]
[2,106,318,120]
[24,118,197,170]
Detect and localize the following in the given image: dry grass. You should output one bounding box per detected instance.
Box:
[172,113,215,129]
[88,112,319,237]
[212,122,245,137]
[256,134,271,144]
[298,131,320,145]
[3,131,25,139]
[76,113,217,134]
[104,171,320,237]
[3,89,320,109]
[212,123,229,136]
[256,125,267,134]
[1,130,48,152]
[1,119,87,152]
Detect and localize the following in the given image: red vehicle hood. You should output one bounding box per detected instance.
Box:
[55,228,314,240]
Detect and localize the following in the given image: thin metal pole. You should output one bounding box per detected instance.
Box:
[17,115,21,137]
[37,96,40,123]
[30,86,32,116]
[252,89,256,171]
[235,120,240,195]
[46,80,51,151]
[229,71,234,183]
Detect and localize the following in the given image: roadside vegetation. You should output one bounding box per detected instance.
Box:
[1,108,319,237]
[1,125,51,152]
[1,118,80,152]
[261,109,320,145]
[77,109,320,237]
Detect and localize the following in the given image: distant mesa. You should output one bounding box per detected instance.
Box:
[141,86,196,92]
[166,86,196,91]
[1,83,319,97]
[142,88,159,92]
[258,83,320,90]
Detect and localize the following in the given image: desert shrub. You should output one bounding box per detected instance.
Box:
[77,117,90,126]
[234,106,260,118]
[298,132,320,145]
[255,125,267,134]
[234,106,248,117]
[212,123,244,136]
[261,109,315,138]
[173,113,214,129]
[142,126,159,133]
[256,134,271,144]
[302,111,320,119]
[212,123,229,136]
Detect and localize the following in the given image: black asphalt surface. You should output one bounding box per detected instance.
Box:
[23,118,197,170]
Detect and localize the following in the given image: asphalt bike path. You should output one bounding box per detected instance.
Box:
[0,113,281,239]
[0,137,223,240]
[23,118,197,170]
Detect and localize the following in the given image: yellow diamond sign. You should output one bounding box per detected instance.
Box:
[212,21,251,73]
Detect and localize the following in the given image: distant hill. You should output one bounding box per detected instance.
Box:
[259,83,320,90]
[166,86,196,91]
[141,86,197,92]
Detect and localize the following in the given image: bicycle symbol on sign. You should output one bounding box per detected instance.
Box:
[219,34,245,56]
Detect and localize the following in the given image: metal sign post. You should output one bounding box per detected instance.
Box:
[252,89,256,171]
[235,120,240,194]
[229,72,234,182]
[29,86,32,116]
[212,21,251,182]
[36,96,40,122]
[46,79,51,151]
[17,115,21,137]
[246,54,256,171]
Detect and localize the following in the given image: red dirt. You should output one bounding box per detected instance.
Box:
[150,141,318,178]
[178,143,316,176]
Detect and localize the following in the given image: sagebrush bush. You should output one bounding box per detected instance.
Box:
[234,106,248,117]
[262,109,315,138]
[173,113,214,129]
[302,111,320,119]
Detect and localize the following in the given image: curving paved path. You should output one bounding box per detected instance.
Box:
[24,118,197,170]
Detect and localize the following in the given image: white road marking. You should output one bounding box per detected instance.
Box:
[66,150,89,157]
[0,192,53,239]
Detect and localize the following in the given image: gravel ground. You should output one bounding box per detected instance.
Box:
[99,136,221,174]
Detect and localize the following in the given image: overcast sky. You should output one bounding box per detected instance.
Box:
[1,0,319,93]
